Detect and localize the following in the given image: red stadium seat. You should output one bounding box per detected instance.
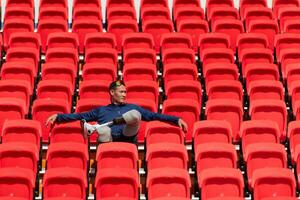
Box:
[278,7,300,31]
[43,168,87,199]
[212,19,244,51]
[206,0,234,17]
[6,0,34,8]
[240,0,268,17]
[38,19,68,53]
[73,0,100,8]
[198,33,231,57]
[76,99,109,113]
[40,0,67,8]
[162,99,200,142]
[243,7,274,30]
[162,48,195,65]
[173,0,200,11]
[47,32,79,50]
[122,33,154,50]
[142,19,174,53]
[193,120,232,148]
[32,98,70,142]
[248,80,284,101]
[145,121,185,146]
[107,7,136,21]
[79,80,110,101]
[252,168,296,199]
[39,7,67,20]
[141,0,168,9]
[250,100,287,142]
[73,7,102,21]
[245,63,279,86]
[147,168,191,199]
[82,63,116,82]
[275,33,300,59]
[245,143,287,185]
[46,142,88,171]
[72,19,103,54]
[95,168,138,199]
[85,48,118,66]
[146,143,188,170]
[0,168,35,200]
[279,49,300,78]
[209,7,240,25]
[236,33,269,57]
[85,32,116,50]
[201,48,234,66]
[286,63,300,88]
[123,63,157,82]
[141,7,170,22]
[8,32,41,51]
[288,121,300,162]
[177,19,209,52]
[2,119,42,150]
[174,7,204,26]
[240,120,280,154]
[198,168,244,200]
[206,99,243,142]
[107,19,138,52]
[4,7,33,20]
[206,80,243,102]
[96,142,138,170]
[124,48,156,65]
[273,0,300,18]
[45,47,78,66]
[160,33,192,52]
[289,80,300,112]
[106,0,134,9]
[283,19,300,33]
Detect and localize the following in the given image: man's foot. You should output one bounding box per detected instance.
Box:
[80,119,96,138]
[112,117,126,125]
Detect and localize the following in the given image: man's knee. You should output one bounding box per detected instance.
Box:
[123,109,141,125]
[97,126,112,143]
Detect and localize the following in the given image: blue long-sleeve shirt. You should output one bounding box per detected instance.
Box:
[56,103,179,139]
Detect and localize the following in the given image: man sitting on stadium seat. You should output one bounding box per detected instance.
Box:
[46,80,188,143]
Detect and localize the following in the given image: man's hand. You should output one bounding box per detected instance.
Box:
[178,118,188,133]
[45,114,58,127]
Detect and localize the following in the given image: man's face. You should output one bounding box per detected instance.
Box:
[110,85,127,104]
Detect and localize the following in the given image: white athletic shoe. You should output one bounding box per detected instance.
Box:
[80,119,96,138]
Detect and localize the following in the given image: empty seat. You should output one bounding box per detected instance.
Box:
[73,0,100,8]
[240,120,280,154]
[289,80,300,111]
[85,48,117,66]
[283,19,300,33]
[248,19,279,50]
[41,62,77,88]
[107,7,136,21]
[106,0,134,8]
[82,63,116,82]
[173,0,200,11]
[126,80,159,106]
[206,0,234,17]
[286,63,300,88]
[206,80,243,102]
[142,19,174,52]
[240,48,273,76]
[43,168,87,199]
[248,80,284,102]
[123,63,157,82]
[141,0,168,9]
[198,33,231,57]
[145,121,185,146]
[39,7,67,20]
[245,63,279,87]
[251,168,296,199]
[162,48,195,65]
[209,7,240,25]
[107,19,138,52]
[8,32,41,51]
[37,80,73,107]
[122,33,154,50]
[165,80,202,108]
[240,0,268,17]
[124,48,156,65]
[162,99,200,142]
[275,33,300,59]
[6,0,34,9]
[146,143,188,170]
[0,142,38,177]
[236,33,269,57]
[278,7,300,31]
[72,7,102,21]
[47,32,79,50]
[38,19,68,53]
[273,0,300,18]
[45,47,78,66]
[160,33,192,52]
[174,7,205,26]
[96,142,138,170]
[40,0,67,9]
[95,168,138,199]
[195,143,237,176]
[47,142,88,171]
[32,98,70,142]
[3,19,34,48]
[85,32,116,50]
[193,120,232,148]
[250,100,287,142]
[79,80,110,101]
[2,119,42,150]
[206,99,243,142]
[287,121,300,162]
[141,7,170,22]
[201,48,234,66]
[163,63,198,89]
[212,19,244,51]
[50,121,88,145]
[4,7,33,20]
[72,19,103,54]
[245,143,287,184]
[0,168,34,200]
[198,168,244,200]
[243,7,274,30]
[147,168,191,199]
[203,63,239,87]
[279,48,300,78]
[177,19,209,52]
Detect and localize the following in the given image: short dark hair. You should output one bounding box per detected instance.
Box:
[109,80,125,91]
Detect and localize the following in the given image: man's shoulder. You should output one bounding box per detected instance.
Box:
[125,103,140,108]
